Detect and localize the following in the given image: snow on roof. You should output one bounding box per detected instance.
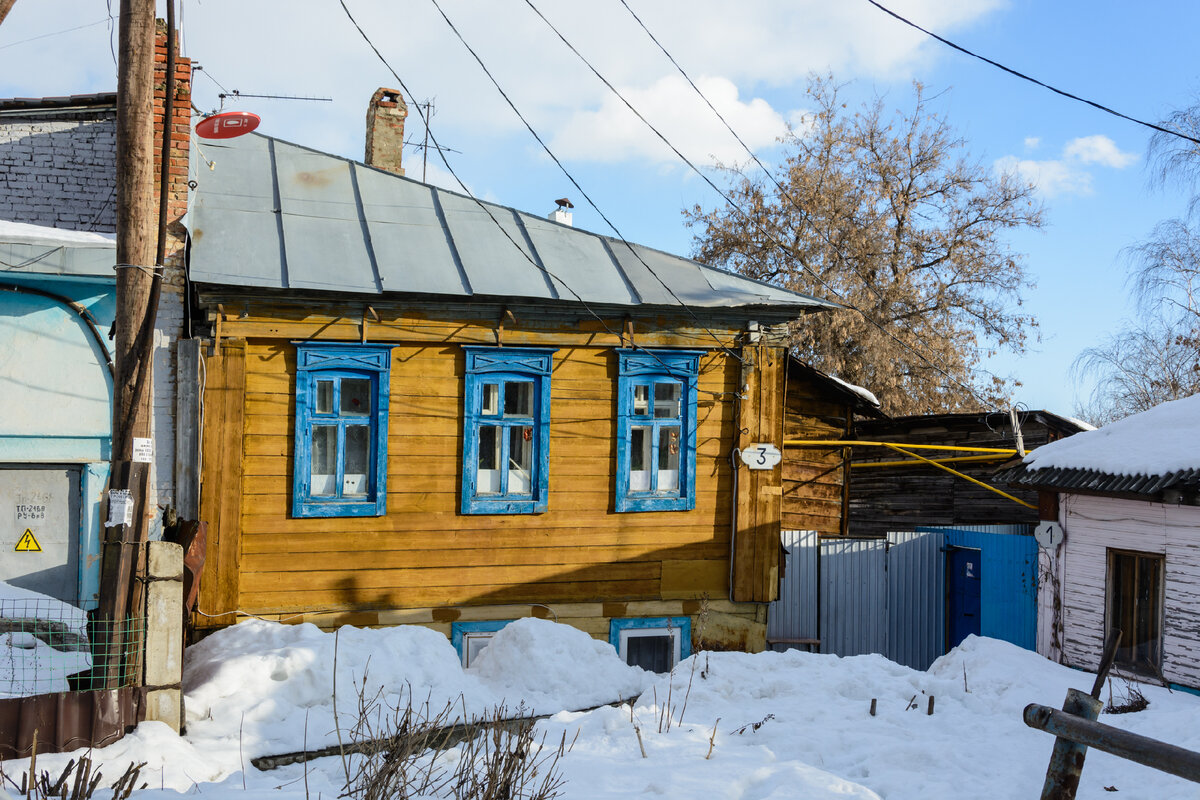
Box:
[827,373,880,408]
[0,220,115,278]
[1023,393,1200,476]
[0,219,115,245]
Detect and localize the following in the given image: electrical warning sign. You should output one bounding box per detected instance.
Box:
[14,529,42,552]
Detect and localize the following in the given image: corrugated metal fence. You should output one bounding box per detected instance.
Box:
[770,525,1035,671]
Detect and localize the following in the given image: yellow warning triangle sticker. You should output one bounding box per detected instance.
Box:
[15,529,41,552]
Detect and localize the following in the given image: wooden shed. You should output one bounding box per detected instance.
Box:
[781,358,883,538]
[182,125,838,669]
[847,411,1088,539]
[998,394,1200,691]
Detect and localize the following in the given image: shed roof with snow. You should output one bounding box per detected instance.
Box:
[997,393,1200,501]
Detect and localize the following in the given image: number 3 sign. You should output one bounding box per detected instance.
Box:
[740,443,782,470]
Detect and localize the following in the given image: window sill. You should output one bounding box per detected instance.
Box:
[616,495,694,513]
[293,498,386,518]
[461,497,548,515]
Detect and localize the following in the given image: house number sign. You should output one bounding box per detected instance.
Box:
[741,443,782,470]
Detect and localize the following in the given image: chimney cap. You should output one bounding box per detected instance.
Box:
[554,197,574,209]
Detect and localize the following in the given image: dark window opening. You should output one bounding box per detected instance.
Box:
[626,634,673,673]
[1107,550,1164,673]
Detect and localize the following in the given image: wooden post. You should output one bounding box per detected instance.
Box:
[99,0,158,685]
[0,1,18,27]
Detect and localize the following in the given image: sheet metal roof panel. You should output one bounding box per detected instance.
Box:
[185,132,838,312]
[273,143,378,293]
[188,136,287,289]
[436,191,556,300]
[354,166,470,297]
[519,214,637,306]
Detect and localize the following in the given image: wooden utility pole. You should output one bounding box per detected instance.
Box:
[0,1,18,27]
[99,0,157,676]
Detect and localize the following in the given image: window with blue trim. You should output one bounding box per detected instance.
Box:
[451,620,513,668]
[292,343,392,518]
[461,347,555,514]
[609,616,692,673]
[616,350,701,512]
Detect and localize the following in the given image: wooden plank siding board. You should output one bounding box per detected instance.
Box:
[196,339,246,621]
[780,365,854,540]
[1057,494,1200,689]
[194,335,763,625]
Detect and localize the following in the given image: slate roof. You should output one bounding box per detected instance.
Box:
[184,132,836,316]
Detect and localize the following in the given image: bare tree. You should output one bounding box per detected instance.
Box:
[1074,104,1200,423]
[686,77,1043,416]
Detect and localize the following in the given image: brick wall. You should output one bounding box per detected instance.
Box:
[0,108,117,232]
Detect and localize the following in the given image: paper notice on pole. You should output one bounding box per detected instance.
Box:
[132,437,153,463]
[106,489,134,527]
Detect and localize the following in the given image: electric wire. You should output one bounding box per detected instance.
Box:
[337,0,708,383]
[528,0,997,407]
[0,18,111,51]
[865,0,1200,148]
[425,0,748,364]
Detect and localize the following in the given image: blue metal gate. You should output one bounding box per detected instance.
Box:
[768,525,1037,670]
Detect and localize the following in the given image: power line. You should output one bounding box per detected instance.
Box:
[864,0,1200,148]
[0,17,111,50]
[528,0,997,406]
[336,0,704,382]
[426,0,746,362]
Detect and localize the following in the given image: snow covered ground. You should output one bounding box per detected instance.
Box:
[1,581,92,698]
[4,618,1200,799]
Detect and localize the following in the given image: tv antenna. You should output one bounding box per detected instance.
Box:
[405,99,460,182]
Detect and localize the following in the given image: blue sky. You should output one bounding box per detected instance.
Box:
[2,1,1196,416]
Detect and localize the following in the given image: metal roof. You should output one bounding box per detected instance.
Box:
[0,221,115,278]
[185,132,836,315]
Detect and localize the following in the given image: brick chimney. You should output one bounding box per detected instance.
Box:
[365,88,407,176]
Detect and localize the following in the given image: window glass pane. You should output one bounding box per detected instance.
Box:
[633,384,650,416]
[504,381,535,417]
[630,426,651,492]
[343,425,370,496]
[315,380,334,414]
[508,426,533,494]
[310,425,337,496]
[481,383,499,416]
[477,425,501,493]
[341,378,371,416]
[626,634,673,673]
[653,382,681,419]
[657,427,680,492]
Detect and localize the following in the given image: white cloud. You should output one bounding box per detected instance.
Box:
[1062,135,1138,168]
[1023,136,1040,151]
[995,135,1138,198]
[550,75,791,165]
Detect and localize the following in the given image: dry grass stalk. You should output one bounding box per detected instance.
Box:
[1,753,144,800]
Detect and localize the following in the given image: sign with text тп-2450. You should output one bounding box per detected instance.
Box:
[740,443,782,470]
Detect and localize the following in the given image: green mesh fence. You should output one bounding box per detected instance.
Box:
[0,599,143,697]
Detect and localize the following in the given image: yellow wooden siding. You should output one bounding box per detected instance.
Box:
[228,341,740,617]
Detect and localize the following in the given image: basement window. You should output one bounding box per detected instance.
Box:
[292,343,393,518]
[461,347,556,514]
[1107,549,1165,674]
[609,616,691,673]
[451,620,513,668]
[615,350,701,512]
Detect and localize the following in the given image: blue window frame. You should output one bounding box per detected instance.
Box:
[292,343,392,518]
[609,616,692,672]
[451,619,513,668]
[616,350,701,512]
[461,347,555,514]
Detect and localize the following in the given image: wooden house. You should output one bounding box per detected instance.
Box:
[846,411,1088,539]
[781,358,883,538]
[183,93,840,668]
[998,395,1200,691]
